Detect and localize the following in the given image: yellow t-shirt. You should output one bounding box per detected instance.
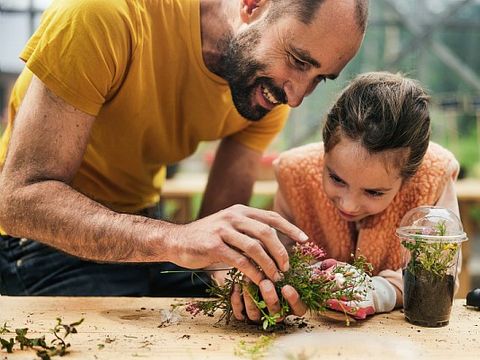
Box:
[0,0,289,213]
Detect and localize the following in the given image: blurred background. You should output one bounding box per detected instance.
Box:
[1,0,479,293]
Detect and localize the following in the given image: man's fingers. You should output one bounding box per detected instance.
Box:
[218,245,264,285]
[235,217,290,272]
[281,285,307,316]
[243,283,261,321]
[221,228,282,283]
[244,207,309,244]
[259,280,282,321]
[231,283,245,321]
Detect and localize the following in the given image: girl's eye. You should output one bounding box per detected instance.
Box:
[365,190,385,198]
[288,53,309,71]
[329,173,345,185]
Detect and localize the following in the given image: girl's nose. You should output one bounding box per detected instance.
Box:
[339,195,360,214]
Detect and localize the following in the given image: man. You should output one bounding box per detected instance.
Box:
[0,0,367,301]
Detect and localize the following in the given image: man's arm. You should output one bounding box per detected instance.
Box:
[199,137,260,217]
[0,77,308,285]
[0,76,162,262]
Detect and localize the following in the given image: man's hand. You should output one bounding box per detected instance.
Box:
[229,259,338,323]
[230,278,307,322]
[169,204,308,285]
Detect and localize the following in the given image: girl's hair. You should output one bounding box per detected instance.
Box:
[323,71,430,179]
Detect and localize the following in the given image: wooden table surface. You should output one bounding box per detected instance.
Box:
[1,297,479,359]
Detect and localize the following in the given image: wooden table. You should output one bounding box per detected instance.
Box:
[0,297,479,359]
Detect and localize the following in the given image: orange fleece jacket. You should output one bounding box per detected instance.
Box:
[274,142,459,276]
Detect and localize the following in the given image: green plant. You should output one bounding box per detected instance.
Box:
[234,335,275,360]
[0,318,84,359]
[402,221,459,278]
[186,242,372,330]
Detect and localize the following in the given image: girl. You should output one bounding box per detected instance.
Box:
[272,71,460,318]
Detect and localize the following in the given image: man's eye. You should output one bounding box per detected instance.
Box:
[288,53,309,71]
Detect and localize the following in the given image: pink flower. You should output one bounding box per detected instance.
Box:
[185,302,202,317]
[296,242,326,261]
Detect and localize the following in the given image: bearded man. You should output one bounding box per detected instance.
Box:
[0,0,367,300]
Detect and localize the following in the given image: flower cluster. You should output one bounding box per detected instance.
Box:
[296,242,326,261]
[185,302,202,317]
[186,242,372,330]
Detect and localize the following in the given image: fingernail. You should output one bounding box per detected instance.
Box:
[299,232,309,242]
[283,261,290,272]
[283,286,294,298]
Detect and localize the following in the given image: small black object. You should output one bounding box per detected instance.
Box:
[466,288,480,308]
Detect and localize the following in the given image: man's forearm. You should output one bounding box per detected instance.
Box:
[199,138,259,218]
[0,180,174,263]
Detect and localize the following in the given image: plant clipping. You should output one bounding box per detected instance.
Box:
[0,318,84,359]
[186,242,373,330]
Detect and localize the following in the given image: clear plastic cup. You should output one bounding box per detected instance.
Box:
[396,206,468,327]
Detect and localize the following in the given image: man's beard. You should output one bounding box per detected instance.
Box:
[218,28,286,121]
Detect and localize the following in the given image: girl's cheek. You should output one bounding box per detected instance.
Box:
[368,197,391,216]
[323,182,337,202]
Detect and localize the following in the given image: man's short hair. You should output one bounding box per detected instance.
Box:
[266,0,369,32]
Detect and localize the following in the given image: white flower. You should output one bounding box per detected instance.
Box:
[334,273,346,287]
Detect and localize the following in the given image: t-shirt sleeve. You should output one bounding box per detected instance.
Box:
[230,105,290,152]
[20,0,133,116]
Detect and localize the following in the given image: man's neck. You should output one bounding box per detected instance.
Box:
[200,0,238,77]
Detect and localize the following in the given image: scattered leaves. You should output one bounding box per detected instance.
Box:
[234,335,275,360]
[0,318,84,359]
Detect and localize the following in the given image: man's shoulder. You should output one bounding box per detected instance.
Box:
[41,0,138,35]
[56,0,131,15]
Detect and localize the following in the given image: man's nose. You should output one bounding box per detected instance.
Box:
[283,79,310,108]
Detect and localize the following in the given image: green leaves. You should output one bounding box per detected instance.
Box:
[402,236,459,279]
[234,335,275,360]
[0,318,84,359]
[187,243,373,330]
[0,337,14,353]
[0,323,10,335]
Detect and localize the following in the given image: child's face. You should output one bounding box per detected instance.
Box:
[323,136,405,222]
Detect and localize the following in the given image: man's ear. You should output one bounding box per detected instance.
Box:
[240,0,269,24]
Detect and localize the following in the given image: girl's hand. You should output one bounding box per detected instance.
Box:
[325,264,396,319]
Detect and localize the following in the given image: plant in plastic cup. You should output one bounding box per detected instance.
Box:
[396,206,467,327]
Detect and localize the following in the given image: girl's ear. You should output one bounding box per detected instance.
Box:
[239,0,269,24]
